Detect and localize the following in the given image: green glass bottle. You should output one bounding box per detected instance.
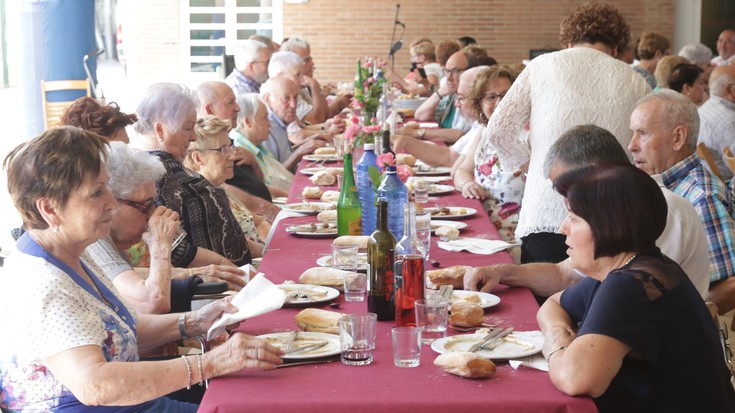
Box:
[354,59,364,100]
[368,199,396,321]
[338,153,362,236]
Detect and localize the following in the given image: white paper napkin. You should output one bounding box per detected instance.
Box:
[508,331,548,372]
[206,273,285,340]
[437,238,520,255]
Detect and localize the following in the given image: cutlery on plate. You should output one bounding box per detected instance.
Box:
[284,341,329,355]
[275,358,338,368]
[481,327,514,351]
[468,328,504,352]
[281,330,299,352]
[439,285,453,302]
[448,323,496,332]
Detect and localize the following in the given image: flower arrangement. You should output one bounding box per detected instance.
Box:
[365,153,414,190]
[352,58,387,124]
[343,115,382,148]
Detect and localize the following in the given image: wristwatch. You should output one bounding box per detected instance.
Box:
[417,128,426,139]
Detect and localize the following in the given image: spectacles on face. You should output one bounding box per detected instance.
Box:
[442,67,467,77]
[252,60,270,66]
[117,198,156,217]
[198,145,237,155]
[482,91,508,105]
[456,95,468,105]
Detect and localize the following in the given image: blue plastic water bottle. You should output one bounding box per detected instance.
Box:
[377,165,408,239]
[356,143,378,235]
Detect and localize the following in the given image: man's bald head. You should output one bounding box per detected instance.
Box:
[709,64,735,102]
[456,66,489,120]
[196,81,240,128]
[444,52,469,93]
[261,76,300,123]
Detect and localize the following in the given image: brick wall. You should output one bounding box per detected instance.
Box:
[284,0,675,84]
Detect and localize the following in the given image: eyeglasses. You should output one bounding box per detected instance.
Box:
[198,145,237,155]
[482,91,508,104]
[252,60,270,66]
[456,95,468,104]
[117,198,156,217]
[442,67,467,77]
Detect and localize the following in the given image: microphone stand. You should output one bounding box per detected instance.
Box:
[388,4,405,70]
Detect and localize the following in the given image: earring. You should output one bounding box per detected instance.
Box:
[52,226,60,233]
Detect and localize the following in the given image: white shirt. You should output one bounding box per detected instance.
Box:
[711,54,735,67]
[450,121,483,155]
[698,95,735,181]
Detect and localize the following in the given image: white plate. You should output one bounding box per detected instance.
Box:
[450,290,500,309]
[408,176,451,184]
[285,222,338,238]
[281,202,336,215]
[257,331,341,359]
[414,166,452,176]
[273,196,288,205]
[300,167,342,176]
[316,253,369,271]
[303,154,341,163]
[430,220,469,233]
[279,284,340,306]
[431,332,542,360]
[426,206,477,220]
[428,184,456,195]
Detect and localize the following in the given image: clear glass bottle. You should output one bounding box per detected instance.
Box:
[393,202,426,326]
[337,153,362,236]
[368,199,396,321]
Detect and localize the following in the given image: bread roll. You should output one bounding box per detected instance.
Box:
[310,170,337,186]
[314,147,337,155]
[320,190,340,202]
[396,153,417,166]
[302,186,324,199]
[327,167,343,176]
[295,308,344,335]
[317,210,337,223]
[299,267,353,288]
[449,300,484,327]
[436,226,460,241]
[333,235,370,249]
[434,352,496,378]
[427,265,470,288]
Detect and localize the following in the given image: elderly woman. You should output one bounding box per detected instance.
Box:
[668,63,708,106]
[60,96,137,142]
[233,93,294,193]
[453,65,525,245]
[133,82,251,267]
[482,2,649,264]
[652,54,688,90]
[538,162,735,412]
[184,116,267,257]
[0,127,283,412]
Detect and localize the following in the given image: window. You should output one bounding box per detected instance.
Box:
[180,0,282,79]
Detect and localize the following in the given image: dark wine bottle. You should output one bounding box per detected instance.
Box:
[337,153,362,236]
[368,199,396,321]
[382,124,395,158]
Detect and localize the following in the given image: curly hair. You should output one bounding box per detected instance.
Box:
[60,97,137,139]
[559,2,630,52]
[468,65,522,124]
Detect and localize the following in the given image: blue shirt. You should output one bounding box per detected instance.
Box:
[661,153,735,283]
[263,109,293,166]
[224,70,260,96]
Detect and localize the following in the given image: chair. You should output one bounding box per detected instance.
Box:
[706,302,735,388]
[722,147,735,177]
[696,142,723,181]
[40,79,91,129]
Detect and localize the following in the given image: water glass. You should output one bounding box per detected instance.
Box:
[334,134,345,157]
[343,272,367,302]
[415,298,449,344]
[339,313,377,366]
[413,179,429,204]
[392,327,422,367]
[171,224,187,250]
[416,228,431,262]
[331,244,358,271]
[336,173,344,190]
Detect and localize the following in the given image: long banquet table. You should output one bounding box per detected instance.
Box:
[197,158,597,413]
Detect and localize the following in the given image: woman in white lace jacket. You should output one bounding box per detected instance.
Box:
[481,2,650,264]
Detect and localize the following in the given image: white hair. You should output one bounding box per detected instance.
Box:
[107,141,166,199]
[636,90,700,150]
[134,83,198,136]
[710,70,735,98]
[234,39,268,71]
[678,44,713,67]
[236,93,264,129]
[268,51,304,78]
[281,37,310,53]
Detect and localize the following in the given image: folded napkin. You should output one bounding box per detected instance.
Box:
[508,331,548,372]
[437,238,519,255]
[206,273,285,340]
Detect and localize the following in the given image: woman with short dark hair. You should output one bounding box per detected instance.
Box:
[538,162,735,412]
[668,63,707,106]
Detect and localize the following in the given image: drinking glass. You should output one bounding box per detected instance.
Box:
[392,326,422,367]
[413,179,429,204]
[414,298,449,344]
[339,313,377,366]
[331,244,358,271]
[343,272,367,302]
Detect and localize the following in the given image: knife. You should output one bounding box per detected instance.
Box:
[284,341,329,355]
[468,328,504,352]
[483,327,514,351]
[276,357,339,368]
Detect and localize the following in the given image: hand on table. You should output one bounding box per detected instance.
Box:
[193,264,248,291]
[460,181,487,200]
[464,265,507,293]
[207,333,284,377]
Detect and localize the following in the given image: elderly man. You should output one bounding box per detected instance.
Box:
[225,39,271,95]
[260,76,327,171]
[392,66,487,167]
[712,29,735,67]
[628,90,735,315]
[698,64,735,181]
[268,51,327,126]
[196,81,284,221]
[465,124,710,299]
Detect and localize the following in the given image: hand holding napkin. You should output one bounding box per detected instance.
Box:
[206,273,284,340]
[437,238,519,255]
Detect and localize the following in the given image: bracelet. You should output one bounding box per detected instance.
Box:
[187,268,193,277]
[435,90,444,100]
[178,313,189,339]
[546,346,567,363]
[195,353,204,386]
[181,355,192,390]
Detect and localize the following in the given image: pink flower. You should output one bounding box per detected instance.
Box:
[344,124,360,142]
[478,155,499,176]
[376,153,395,169]
[350,115,360,125]
[498,202,521,220]
[396,165,414,182]
[362,125,381,134]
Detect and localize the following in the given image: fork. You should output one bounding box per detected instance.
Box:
[482,327,514,351]
[281,330,299,352]
[448,323,496,332]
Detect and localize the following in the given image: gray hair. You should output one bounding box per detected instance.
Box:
[281,37,310,53]
[134,83,198,137]
[107,141,166,199]
[543,124,630,178]
[195,81,220,117]
[709,69,735,98]
[268,51,304,78]
[678,43,713,66]
[636,90,700,150]
[236,93,263,129]
[250,34,276,52]
[234,39,268,71]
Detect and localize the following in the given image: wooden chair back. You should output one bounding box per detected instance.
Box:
[40,79,91,130]
[723,147,735,177]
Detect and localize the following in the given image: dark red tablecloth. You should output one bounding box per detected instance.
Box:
[197,159,597,413]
